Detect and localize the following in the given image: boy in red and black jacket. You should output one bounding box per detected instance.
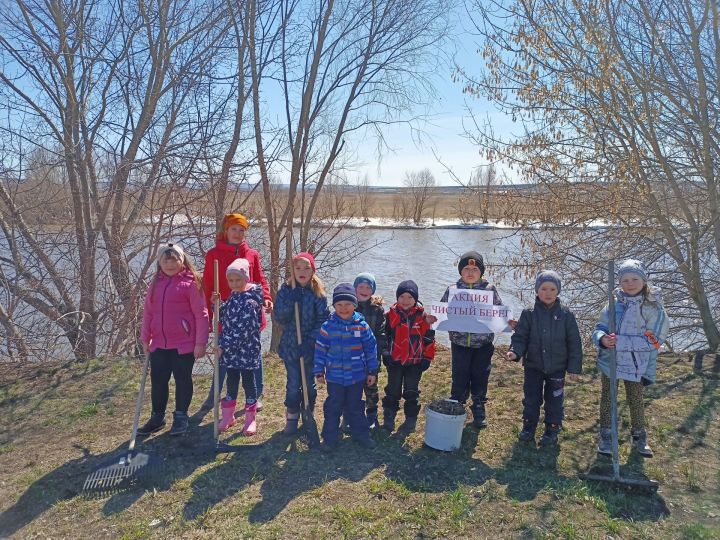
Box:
[381,280,435,432]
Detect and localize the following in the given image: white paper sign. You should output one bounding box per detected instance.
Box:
[430,287,513,334]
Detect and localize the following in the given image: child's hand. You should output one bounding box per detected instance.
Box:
[194,344,207,359]
[264,299,274,313]
[215,346,223,356]
[506,351,518,361]
[315,374,326,385]
[600,333,616,348]
[568,373,580,382]
[366,374,376,386]
[508,319,517,330]
[211,292,221,303]
[425,314,438,324]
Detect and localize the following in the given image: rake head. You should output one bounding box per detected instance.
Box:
[82,451,163,497]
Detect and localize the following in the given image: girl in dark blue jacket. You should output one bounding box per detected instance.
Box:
[273,252,329,434]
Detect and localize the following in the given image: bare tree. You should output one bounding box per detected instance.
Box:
[404,168,436,225]
[463,0,720,355]
[357,174,372,223]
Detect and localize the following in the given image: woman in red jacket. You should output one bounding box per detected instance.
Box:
[201,213,273,410]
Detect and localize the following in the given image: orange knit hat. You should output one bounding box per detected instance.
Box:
[217,213,249,241]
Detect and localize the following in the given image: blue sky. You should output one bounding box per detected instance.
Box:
[347,23,515,187]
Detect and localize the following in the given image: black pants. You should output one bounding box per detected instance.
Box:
[523,366,565,426]
[150,348,195,414]
[226,368,258,404]
[382,364,423,418]
[450,342,493,414]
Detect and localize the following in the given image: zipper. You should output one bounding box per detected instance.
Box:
[160,277,171,348]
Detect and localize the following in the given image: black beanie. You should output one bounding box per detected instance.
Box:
[396,280,419,302]
[458,251,485,275]
[333,282,358,306]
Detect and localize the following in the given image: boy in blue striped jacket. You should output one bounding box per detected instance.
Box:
[314,283,378,451]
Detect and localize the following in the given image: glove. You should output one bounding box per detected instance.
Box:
[419,358,431,372]
[381,351,393,367]
[289,286,304,303]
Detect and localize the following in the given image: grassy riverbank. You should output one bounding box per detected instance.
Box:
[1,348,718,539]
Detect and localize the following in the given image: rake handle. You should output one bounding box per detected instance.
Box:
[128,352,151,455]
[607,260,621,480]
[213,259,220,442]
[291,275,311,412]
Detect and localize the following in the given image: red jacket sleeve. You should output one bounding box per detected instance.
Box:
[250,250,271,302]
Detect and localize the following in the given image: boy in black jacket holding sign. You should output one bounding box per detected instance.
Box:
[507,270,583,445]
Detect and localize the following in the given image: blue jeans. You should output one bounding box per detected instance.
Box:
[323,381,368,443]
[210,358,264,400]
[522,366,565,425]
[283,355,317,412]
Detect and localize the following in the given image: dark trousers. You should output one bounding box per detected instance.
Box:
[323,381,368,443]
[226,368,258,405]
[209,358,264,400]
[522,366,565,426]
[150,348,195,414]
[382,364,423,418]
[450,342,493,414]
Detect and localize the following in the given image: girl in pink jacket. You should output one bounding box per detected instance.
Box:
[139,244,209,436]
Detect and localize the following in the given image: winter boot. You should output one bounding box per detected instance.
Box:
[597,427,613,456]
[283,409,300,435]
[169,411,189,436]
[632,429,653,457]
[219,398,237,432]
[539,423,561,446]
[382,409,397,432]
[518,419,537,442]
[366,410,378,430]
[243,402,258,436]
[400,416,418,432]
[471,403,487,429]
[137,412,166,435]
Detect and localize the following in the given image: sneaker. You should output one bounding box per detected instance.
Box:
[169,411,189,436]
[597,428,613,456]
[137,412,166,435]
[539,424,560,446]
[356,437,377,449]
[471,403,487,429]
[632,429,653,457]
[518,419,537,442]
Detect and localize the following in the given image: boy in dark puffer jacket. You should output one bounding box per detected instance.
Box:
[353,272,386,428]
[507,270,583,445]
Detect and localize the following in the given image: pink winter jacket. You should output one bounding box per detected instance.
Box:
[141,269,209,355]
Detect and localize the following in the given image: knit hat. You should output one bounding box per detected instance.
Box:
[617,259,647,282]
[333,283,357,306]
[396,280,419,302]
[353,272,377,294]
[217,213,249,241]
[458,251,485,275]
[534,270,562,294]
[293,251,316,272]
[226,258,250,280]
[158,243,185,263]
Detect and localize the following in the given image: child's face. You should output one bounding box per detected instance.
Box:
[160,255,183,277]
[334,300,355,320]
[620,273,645,296]
[537,282,559,306]
[355,283,373,302]
[227,273,248,292]
[461,265,482,284]
[226,224,246,244]
[293,259,313,286]
[397,292,416,311]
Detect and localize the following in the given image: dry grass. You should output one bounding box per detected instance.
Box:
[1,348,719,539]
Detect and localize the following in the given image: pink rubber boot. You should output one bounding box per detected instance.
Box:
[219,398,237,432]
[243,402,257,436]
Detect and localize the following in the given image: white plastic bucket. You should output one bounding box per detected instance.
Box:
[424,406,467,451]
